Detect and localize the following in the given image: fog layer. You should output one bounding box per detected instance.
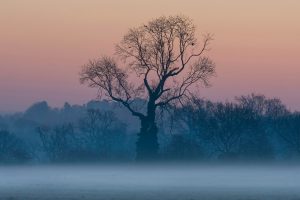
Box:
[0,165,299,200]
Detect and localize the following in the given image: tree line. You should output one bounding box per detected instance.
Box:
[0,94,299,163]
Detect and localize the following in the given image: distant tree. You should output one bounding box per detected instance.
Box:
[238,119,274,161]
[80,15,215,160]
[204,99,275,160]
[276,113,300,157]
[206,103,257,160]
[236,94,288,119]
[169,97,214,159]
[172,96,275,160]
[79,109,116,138]
[236,94,286,159]
[37,124,76,162]
[63,102,72,111]
[79,109,131,160]
[0,130,30,163]
[0,116,8,130]
[175,97,214,137]
[24,101,60,125]
[24,101,51,120]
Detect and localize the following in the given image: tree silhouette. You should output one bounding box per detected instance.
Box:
[80,15,215,160]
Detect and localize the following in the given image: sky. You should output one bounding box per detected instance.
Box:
[0,0,300,112]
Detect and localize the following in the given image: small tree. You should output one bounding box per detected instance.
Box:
[80,15,215,160]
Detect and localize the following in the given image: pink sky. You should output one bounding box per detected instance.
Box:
[0,0,300,112]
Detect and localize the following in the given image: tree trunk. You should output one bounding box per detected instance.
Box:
[136,116,159,161]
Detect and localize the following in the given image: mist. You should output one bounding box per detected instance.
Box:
[0,164,299,200]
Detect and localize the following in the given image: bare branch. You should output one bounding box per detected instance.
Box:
[81,15,215,119]
[80,57,145,119]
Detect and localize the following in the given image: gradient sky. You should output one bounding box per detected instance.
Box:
[1,0,300,112]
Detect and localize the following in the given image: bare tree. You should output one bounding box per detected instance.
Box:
[37,124,75,162]
[236,94,288,119]
[80,15,215,160]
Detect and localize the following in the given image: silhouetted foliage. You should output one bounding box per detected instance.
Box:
[162,94,283,161]
[1,93,299,163]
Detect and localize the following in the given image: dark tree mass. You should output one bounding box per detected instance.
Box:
[0,94,300,163]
